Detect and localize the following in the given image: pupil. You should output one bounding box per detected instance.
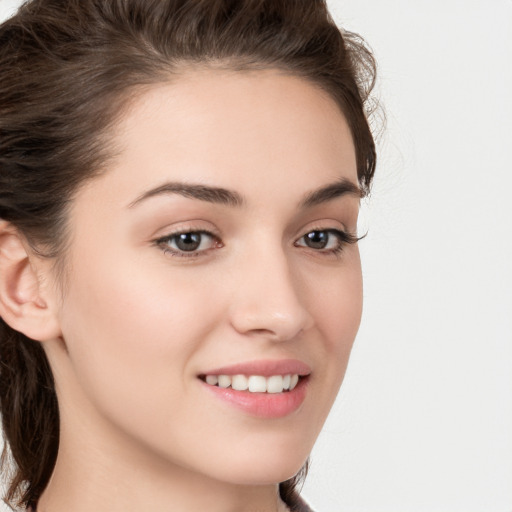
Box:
[305,231,328,249]
[176,232,201,251]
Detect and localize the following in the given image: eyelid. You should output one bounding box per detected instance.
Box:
[149,219,221,240]
[295,219,359,240]
[296,227,358,243]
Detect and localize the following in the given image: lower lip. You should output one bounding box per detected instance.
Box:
[200,377,309,419]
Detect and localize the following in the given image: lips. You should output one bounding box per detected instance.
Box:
[200,358,311,377]
[198,359,311,418]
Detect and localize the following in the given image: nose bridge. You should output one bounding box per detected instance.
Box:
[229,238,313,341]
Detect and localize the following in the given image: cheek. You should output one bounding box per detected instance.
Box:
[304,251,362,410]
[57,250,222,422]
[309,251,363,355]
[326,271,362,356]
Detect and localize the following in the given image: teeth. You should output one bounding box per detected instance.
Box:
[232,374,248,391]
[267,375,283,394]
[204,374,301,393]
[248,375,267,392]
[218,375,231,388]
[205,375,218,386]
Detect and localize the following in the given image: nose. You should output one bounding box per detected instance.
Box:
[228,246,314,342]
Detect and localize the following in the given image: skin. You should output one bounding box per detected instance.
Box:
[26,69,362,512]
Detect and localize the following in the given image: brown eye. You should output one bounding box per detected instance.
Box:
[174,232,203,252]
[303,230,330,250]
[157,230,219,255]
[295,228,357,256]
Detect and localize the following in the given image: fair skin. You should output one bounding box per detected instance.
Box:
[0,69,362,512]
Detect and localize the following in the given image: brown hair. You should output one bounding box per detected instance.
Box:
[0,0,377,509]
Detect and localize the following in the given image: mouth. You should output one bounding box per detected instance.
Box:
[197,359,311,417]
[199,373,302,394]
[197,360,311,418]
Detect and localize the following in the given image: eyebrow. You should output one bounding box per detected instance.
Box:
[299,178,363,208]
[128,177,362,209]
[128,182,245,208]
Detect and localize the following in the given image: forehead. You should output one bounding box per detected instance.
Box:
[85,68,358,209]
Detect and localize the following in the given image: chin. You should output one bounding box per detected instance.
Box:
[204,444,310,487]
[220,465,306,487]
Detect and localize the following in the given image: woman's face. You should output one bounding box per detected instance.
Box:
[48,69,363,485]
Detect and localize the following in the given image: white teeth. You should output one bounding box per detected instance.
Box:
[248,375,267,392]
[218,375,231,388]
[205,375,218,386]
[231,374,248,391]
[204,374,301,393]
[267,375,284,394]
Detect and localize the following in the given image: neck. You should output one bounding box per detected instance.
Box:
[37,450,289,512]
[36,405,290,512]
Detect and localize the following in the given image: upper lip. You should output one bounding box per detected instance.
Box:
[200,359,312,377]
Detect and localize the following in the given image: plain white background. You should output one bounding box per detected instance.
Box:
[1,0,511,511]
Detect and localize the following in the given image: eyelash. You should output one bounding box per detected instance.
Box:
[154,228,361,259]
[295,228,361,256]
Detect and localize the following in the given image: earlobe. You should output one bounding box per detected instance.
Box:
[0,221,61,342]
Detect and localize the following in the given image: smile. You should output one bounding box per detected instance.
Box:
[198,359,311,418]
[202,374,300,393]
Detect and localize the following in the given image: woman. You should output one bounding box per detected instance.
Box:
[0,1,376,511]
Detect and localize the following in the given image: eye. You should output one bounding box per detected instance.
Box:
[295,229,359,254]
[301,230,338,250]
[155,230,220,257]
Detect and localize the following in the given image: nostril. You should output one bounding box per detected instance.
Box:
[248,328,275,336]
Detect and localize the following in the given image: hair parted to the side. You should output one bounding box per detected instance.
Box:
[0,0,377,509]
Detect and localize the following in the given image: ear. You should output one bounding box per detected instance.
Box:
[0,221,62,342]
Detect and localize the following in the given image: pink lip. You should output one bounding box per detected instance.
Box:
[201,358,312,378]
[198,359,311,419]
